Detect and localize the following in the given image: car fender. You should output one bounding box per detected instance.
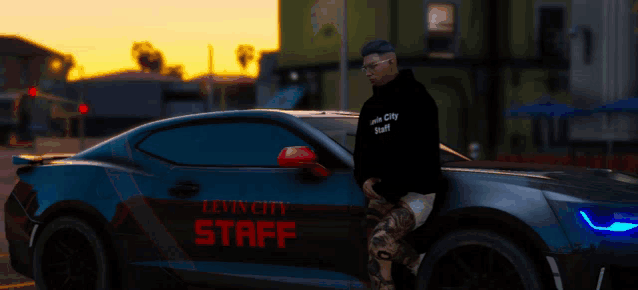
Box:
[426,172,573,254]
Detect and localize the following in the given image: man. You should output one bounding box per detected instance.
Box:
[353,39,443,290]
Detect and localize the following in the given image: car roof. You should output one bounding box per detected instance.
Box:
[126,109,358,134]
[257,109,360,117]
[73,109,360,162]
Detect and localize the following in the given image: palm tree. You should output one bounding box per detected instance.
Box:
[235,44,255,75]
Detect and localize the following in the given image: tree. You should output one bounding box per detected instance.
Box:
[131,42,187,79]
[164,65,184,80]
[61,54,76,80]
[131,41,165,73]
[235,44,255,75]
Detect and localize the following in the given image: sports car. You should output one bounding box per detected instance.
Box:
[4,109,638,290]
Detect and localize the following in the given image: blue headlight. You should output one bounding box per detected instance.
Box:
[580,211,638,232]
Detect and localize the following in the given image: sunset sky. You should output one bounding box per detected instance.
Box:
[1,0,280,81]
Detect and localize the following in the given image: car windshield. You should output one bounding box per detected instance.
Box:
[299,116,472,163]
[299,116,357,152]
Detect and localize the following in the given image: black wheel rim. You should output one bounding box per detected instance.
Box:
[41,228,99,290]
[428,244,525,290]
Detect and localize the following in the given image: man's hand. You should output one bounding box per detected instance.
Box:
[363,177,382,200]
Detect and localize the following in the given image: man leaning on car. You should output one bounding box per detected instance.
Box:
[353,39,444,290]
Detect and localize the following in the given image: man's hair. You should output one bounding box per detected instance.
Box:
[360,39,395,58]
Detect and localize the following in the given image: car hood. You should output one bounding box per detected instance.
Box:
[444,160,599,173]
[444,161,638,201]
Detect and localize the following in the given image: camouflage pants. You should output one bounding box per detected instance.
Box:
[366,193,436,290]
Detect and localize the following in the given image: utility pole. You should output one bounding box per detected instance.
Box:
[339,0,349,145]
[484,0,502,161]
[220,83,226,111]
[79,65,85,151]
[340,0,348,112]
[208,45,214,112]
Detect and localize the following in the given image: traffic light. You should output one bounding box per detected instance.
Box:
[78,103,89,115]
[28,86,37,97]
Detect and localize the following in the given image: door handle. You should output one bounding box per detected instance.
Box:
[169,182,200,198]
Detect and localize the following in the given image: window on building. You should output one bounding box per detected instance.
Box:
[427,3,456,58]
[539,7,567,60]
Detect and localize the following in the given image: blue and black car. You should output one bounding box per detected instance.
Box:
[5,109,638,290]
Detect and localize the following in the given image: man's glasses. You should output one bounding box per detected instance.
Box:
[361,59,391,73]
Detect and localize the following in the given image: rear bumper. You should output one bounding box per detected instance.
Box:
[8,240,32,278]
[4,193,33,278]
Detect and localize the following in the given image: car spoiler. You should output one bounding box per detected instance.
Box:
[12,153,76,165]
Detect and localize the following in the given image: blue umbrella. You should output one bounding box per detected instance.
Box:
[592,97,638,113]
[504,102,587,118]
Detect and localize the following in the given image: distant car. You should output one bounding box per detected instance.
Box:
[5,109,638,290]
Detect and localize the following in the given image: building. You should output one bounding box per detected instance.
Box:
[0,35,79,145]
[567,0,638,155]
[71,71,208,137]
[189,74,256,110]
[0,35,73,93]
[255,51,281,107]
[277,0,576,158]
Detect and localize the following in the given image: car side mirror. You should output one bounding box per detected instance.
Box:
[277,146,331,177]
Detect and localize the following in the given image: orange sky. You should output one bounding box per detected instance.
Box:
[2,0,280,81]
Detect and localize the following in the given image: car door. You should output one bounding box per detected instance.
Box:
[133,121,271,289]
[190,119,361,290]
[132,119,362,289]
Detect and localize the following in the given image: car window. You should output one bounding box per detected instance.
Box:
[300,117,358,153]
[138,122,312,166]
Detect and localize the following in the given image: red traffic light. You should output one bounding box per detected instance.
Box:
[28,87,37,97]
[78,103,89,114]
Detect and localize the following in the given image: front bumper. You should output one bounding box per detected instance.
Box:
[548,243,638,290]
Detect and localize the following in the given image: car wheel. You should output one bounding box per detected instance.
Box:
[32,216,111,290]
[415,229,544,290]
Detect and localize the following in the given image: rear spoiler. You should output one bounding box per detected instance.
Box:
[12,153,76,165]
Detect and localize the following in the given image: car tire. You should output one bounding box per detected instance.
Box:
[415,229,544,290]
[32,216,111,290]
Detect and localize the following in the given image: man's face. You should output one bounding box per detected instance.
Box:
[362,53,395,86]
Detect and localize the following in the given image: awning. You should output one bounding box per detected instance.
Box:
[0,89,78,104]
[260,85,307,109]
[0,91,22,101]
[505,97,638,119]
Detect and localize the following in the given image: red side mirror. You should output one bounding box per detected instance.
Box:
[277,146,331,177]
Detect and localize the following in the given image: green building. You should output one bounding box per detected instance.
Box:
[276,0,573,158]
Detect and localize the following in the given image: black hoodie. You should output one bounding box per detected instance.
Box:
[353,69,443,204]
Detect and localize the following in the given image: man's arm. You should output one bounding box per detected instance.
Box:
[353,104,368,189]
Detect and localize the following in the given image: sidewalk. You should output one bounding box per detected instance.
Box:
[0,254,35,289]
